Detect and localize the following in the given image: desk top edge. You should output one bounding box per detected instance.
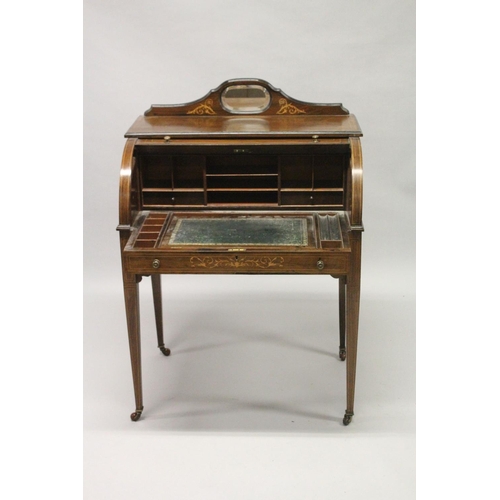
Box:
[125,114,362,139]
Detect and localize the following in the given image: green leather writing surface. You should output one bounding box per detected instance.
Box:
[167,217,308,246]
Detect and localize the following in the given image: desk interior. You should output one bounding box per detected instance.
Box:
[127,211,344,250]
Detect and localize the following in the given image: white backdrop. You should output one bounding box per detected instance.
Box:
[84,1,415,498]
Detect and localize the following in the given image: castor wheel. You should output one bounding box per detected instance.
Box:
[130,407,143,421]
[343,412,353,426]
[339,348,346,361]
[159,345,171,356]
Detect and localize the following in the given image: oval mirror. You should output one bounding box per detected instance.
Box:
[221,85,271,114]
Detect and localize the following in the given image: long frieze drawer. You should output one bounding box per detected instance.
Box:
[124,252,351,274]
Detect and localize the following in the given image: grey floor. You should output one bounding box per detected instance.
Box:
[84,273,415,499]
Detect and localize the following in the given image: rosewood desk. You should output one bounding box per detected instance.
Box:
[118,79,363,425]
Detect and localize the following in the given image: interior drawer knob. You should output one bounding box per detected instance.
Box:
[317,259,325,270]
[152,259,161,269]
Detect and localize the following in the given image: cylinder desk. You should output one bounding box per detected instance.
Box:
[117,79,363,425]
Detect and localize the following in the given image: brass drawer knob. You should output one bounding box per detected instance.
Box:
[152,259,161,269]
[317,259,325,270]
[312,135,319,143]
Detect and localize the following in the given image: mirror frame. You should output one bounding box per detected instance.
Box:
[220,84,271,114]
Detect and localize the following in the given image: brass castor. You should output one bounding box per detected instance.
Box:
[339,348,346,361]
[343,412,353,426]
[159,345,171,356]
[130,408,143,422]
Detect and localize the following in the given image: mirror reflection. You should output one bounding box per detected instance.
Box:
[221,85,270,114]
[224,118,270,132]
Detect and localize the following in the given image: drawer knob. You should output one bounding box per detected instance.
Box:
[317,259,325,270]
[312,134,319,143]
[152,259,161,269]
